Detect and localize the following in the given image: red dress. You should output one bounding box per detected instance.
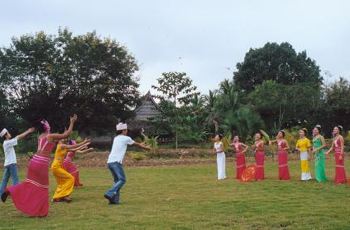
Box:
[333,138,346,184]
[277,140,290,180]
[7,135,56,217]
[255,141,265,180]
[63,151,83,187]
[233,143,246,180]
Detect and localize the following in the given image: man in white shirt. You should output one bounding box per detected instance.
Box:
[104,123,150,205]
[0,127,35,195]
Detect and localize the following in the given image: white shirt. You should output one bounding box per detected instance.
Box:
[214,141,224,153]
[2,137,18,166]
[107,135,135,164]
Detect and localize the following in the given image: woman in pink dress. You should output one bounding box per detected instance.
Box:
[231,136,248,180]
[63,140,93,187]
[252,132,265,181]
[269,130,290,180]
[1,114,78,217]
[326,125,347,184]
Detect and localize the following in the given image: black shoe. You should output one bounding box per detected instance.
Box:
[104,194,114,203]
[1,191,9,203]
[109,200,119,205]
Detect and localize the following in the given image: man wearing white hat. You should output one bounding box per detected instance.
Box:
[0,127,35,195]
[104,122,150,205]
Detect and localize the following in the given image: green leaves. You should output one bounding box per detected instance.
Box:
[234,42,322,92]
[0,28,139,133]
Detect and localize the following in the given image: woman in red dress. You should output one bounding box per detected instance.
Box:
[230,136,248,180]
[252,132,265,181]
[62,140,93,187]
[326,125,347,184]
[1,115,77,217]
[269,130,290,180]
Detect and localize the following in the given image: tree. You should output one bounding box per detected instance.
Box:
[321,78,350,132]
[0,28,140,133]
[152,72,199,149]
[214,79,264,139]
[234,42,322,92]
[0,91,10,129]
[248,80,322,133]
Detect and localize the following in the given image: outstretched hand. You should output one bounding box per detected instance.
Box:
[70,114,78,123]
[28,127,36,133]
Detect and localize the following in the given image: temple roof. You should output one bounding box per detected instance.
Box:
[134,91,161,121]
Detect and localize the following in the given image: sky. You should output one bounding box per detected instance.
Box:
[1,0,349,94]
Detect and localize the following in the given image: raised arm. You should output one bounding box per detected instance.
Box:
[76,148,94,154]
[68,143,91,153]
[60,139,90,151]
[65,139,90,150]
[47,114,77,142]
[16,127,35,140]
[133,141,151,151]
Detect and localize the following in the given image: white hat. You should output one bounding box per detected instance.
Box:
[0,128,8,137]
[116,123,128,131]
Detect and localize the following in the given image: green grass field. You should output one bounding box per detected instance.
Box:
[1,159,350,230]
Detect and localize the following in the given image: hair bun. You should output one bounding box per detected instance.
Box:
[338,125,343,131]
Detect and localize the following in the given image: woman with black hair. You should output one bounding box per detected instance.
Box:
[312,125,327,182]
[252,132,265,181]
[269,130,290,180]
[231,135,248,180]
[1,114,77,217]
[326,126,347,184]
[296,128,312,181]
[213,134,226,180]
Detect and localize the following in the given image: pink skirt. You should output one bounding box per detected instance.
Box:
[278,151,290,180]
[63,159,82,186]
[335,152,346,184]
[255,151,265,180]
[8,154,49,217]
[236,152,246,179]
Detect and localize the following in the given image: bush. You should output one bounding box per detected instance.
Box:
[344,131,350,151]
[128,151,148,161]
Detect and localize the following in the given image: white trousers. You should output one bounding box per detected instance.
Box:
[217,152,226,180]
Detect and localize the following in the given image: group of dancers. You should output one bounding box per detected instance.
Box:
[213,125,347,184]
[0,116,348,218]
[0,115,149,217]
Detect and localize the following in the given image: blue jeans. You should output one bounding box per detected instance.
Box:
[105,162,126,203]
[0,164,19,194]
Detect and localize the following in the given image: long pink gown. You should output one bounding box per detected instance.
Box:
[255,141,265,180]
[333,138,346,184]
[63,151,83,187]
[277,140,290,180]
[7,135,56,217]
[233,143,246,180]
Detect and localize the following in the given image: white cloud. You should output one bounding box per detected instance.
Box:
[1,0,349,94]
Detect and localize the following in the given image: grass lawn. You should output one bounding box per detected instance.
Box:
[1,158,350,229]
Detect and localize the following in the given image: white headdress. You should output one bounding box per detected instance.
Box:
[0,128,8,137]
[116,123,128,131]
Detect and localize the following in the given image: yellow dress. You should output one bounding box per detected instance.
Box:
[296,138,312,180]
[51,144,74,199]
